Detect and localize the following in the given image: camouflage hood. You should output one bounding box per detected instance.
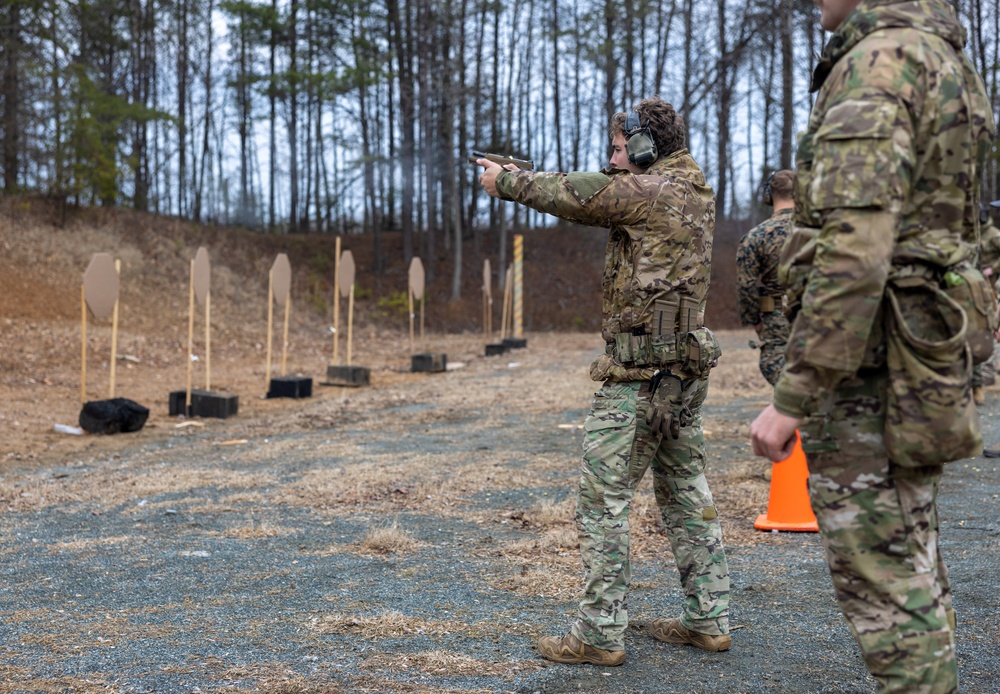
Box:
[812,0,966,92]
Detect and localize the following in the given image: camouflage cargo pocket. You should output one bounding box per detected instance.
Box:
[884,284,981,467]
[943,263,999,365]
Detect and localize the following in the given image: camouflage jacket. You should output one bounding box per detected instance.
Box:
[979,221,1000,279]
[736,208,793,327]
[496,149,715,381]
[773,0,995,418]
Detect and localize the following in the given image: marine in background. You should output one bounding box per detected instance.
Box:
[736,169,795,385]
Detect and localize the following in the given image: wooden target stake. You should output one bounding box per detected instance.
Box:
[80,284,87,404]
[265,268,274,389]
[186,259,195,410]
[205,290,211,391]
[483,259,493,340]
[281,292,290,377]
[420,290,425,341]
[347,282,355,366]
[408,285,415,354]
[332,236,341,365]
[108,259,121,399]
[500,265,513,340]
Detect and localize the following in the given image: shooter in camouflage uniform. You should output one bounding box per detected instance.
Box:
[477,97,730,666]
[736,170,795,385]
[751,1,994,692]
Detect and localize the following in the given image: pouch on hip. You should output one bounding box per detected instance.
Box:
[884,284,981,467]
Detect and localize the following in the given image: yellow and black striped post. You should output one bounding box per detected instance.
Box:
[513,234,523,339]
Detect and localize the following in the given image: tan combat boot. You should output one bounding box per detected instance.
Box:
[536,633,625,666]
[974,386,985,406]
[649,618,731,652]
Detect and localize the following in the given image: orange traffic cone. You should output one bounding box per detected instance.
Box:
[754,431,818,532]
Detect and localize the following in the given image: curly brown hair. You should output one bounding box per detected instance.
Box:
[609,97,686,164]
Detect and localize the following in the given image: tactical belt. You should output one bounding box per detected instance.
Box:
[607,295,703,367]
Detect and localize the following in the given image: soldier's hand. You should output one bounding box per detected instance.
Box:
[750,404,801,462]
[476,159,520,198]
[645,372,683,440]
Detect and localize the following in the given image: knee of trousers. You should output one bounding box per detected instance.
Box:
[655,473,716,512]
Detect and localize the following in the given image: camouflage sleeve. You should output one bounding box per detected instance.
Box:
[980,223,1000,273]
[736,233,760,326]
[772,95,911,416]
[773,208,897,417]
[495,170,648,229]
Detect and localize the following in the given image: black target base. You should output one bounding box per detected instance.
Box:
[266,376,313,399]
[323,365,371,387]
[169,389,239,418]
[411,353,447,372]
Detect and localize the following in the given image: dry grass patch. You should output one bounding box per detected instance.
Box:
[486,563,580,599]
[523,496,575,528]
[223,517,295,539]
[0,467,278,514]
[48,535,133,552]
[225,680,347,694]
[360,519,420,554]
[361,650,544,679]
[313,609,469,638]
[280,453,562,517]
[0,674,117,694]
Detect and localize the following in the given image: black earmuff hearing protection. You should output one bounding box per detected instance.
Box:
[624,109,658,168]
[762,171,775,206]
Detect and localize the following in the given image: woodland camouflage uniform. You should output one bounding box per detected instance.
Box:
[737,208,793,385]
[495,148,730,652]
[971,217,1000,390]
[775,1,994,692]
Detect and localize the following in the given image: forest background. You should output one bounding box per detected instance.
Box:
[1,0,999,312]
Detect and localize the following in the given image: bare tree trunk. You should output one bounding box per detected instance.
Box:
[129,0,151,211]
[288,0,299,233]
[51,0,64,209]
[1,1,22,191]
[681,0,693,144]
[603,0,616,134]
[715,0,729,217]
[237,10,250,225]
[194,0,214,222]
[269,0,277,229]
[177,0,188,216]
[551,0,563,171]
[779,0,793,169]
[387,0,415,261]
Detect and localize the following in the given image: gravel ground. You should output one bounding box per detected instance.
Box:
[1,332,998,693]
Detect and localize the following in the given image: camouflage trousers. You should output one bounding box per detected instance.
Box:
[800,370,957,694]
[569,379,730,651]
[754,311,789,386]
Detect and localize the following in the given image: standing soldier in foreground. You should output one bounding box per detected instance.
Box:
[751,0,994,692]
[477,96,730,665]
[736,170,795,385]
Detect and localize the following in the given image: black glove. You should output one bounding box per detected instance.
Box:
[645,371,684,439]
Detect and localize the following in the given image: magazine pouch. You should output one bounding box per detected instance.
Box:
[883,282,981,466]
[942,263,998,365]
